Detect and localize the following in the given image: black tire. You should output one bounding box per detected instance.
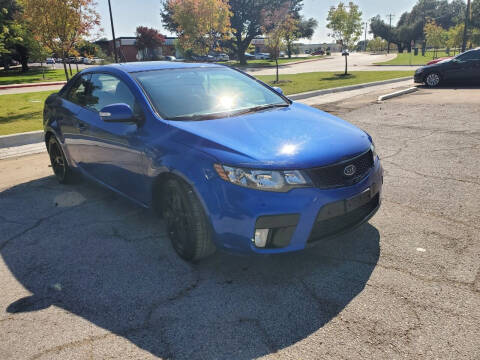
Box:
[161,178,216,261]
[424,72,441,87]
[47,136,74,184]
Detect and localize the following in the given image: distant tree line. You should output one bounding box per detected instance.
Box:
[370,0,480,54]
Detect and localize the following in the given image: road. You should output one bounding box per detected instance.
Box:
[245,52,418,76]
[1,85,479,359]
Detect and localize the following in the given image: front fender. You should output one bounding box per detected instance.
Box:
[145,141,223,223]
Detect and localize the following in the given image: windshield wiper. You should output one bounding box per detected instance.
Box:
[167,103,290,121]
[167,113,227,121]
[230,103,290,116]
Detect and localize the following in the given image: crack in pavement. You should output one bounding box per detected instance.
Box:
[382,160,480,186]
[381,198,480,231]
[0,195,120,251]
[0,214,31,225]
[351,120,480,141]
[308,252,479,295]
[380,130,438,161]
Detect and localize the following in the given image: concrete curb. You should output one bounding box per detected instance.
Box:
[0,81,67,90]
[0,131,43,148]
[289,76,412,101]
[372,64,422,67]
[377,87,418,101]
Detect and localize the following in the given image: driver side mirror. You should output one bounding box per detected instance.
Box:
[100,103,136,123]
[273,87,284,95]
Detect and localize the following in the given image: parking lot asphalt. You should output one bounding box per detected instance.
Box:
[0,86,479,359]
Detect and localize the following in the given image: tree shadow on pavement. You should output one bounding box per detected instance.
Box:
[0,176,380,359]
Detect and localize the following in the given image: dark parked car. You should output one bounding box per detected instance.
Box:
[414,48,480,87]
[43,62,383,261]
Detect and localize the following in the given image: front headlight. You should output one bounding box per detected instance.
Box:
[214,164,310,192]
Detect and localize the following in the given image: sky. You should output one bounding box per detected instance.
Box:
[96,0,419,43]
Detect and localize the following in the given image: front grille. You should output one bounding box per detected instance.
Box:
[306,150,374,189]
[308,194,379,243]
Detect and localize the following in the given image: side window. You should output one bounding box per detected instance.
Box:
[86,74,136,112]
[66,74,91,106]
[457,51,480,61]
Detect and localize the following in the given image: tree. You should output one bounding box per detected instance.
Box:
[0,0,23,68]
[424,20,446,58]
[446,24,464,54]
[135,26,165,60]
[263,6,290,82]
[472,0,480,29]
[326,2,363,75]
[367,37,387,52]
[164,0,231,56]
[372,0,467,54]
[370,15,402,52]
[23,0,101,80]
[284,16,318,58]
[161,0,303,64]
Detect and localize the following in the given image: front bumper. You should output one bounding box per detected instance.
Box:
[414,73,424,83]
[201,158,384,254]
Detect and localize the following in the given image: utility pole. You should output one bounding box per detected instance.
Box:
[462,0,471,52]
[386,14,395,54]
[364,21,368,52]
[108,0,118,63]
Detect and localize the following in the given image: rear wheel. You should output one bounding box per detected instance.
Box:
[161,178,216,261]
[425,72,441,87]
[48,136,74,184]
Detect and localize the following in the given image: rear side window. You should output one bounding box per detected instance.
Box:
[457,50,480,61]
[85,74,136,112]
[66,74,91,106]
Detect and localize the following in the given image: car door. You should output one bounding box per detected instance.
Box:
[468,50,480,82]
[57,74,92,163]
[446,50,480,82]
[74,73,150,204]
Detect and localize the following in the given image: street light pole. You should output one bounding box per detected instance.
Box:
[386,14,394,54]
[108,0,118,63]
[364,21,368,52]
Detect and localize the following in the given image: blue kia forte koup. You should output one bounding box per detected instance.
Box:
[43,62,383,261]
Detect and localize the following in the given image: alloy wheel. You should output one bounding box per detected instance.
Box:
[49,142,66,180]
[163,188,191,256]
[425,73,440,87]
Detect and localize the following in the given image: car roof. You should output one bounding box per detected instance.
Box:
[102,61,224,73]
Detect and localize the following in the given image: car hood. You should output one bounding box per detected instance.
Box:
[166,102,371,169]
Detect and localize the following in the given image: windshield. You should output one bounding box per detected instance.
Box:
[133,67,288,120]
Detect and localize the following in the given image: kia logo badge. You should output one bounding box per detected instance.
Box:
[344,164,356,177]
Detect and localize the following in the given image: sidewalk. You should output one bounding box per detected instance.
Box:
[0,80,67,90]
[0,82,66,95]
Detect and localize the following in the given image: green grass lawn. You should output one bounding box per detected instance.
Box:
[0,71,413,135]
[227,56,325,68]
[257,71,413,95]
[0,67,68,86]
[375,50,456,66]
[0,90,56,135]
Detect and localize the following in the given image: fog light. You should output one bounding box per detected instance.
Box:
[254,229,270,248]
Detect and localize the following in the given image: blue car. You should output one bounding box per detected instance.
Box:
[43,62,383,261]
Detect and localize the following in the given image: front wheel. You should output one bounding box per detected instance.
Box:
[425,72,441,87]
[161,178,216,262]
